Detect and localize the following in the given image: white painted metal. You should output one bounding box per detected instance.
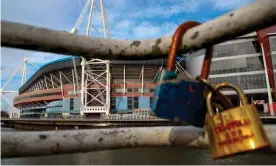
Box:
[153,66,162,82]
[80,58,86,116]
[86,0,95,36]
[123,65,126,93]
[71,56,79,94]
[141,65,144,94]
[21,55,28,85]
[40,79,45,90]
[72,69,76,95]
[100,0,107,38]
[261,44,274,116]
[81,59,110,114]
[0,55,32,117]
[44,76,48,89]
[106,60,110,115]
[60,71,73,84]
[50,74,54,89]
[59,71,64,98]
[72,0,92,31]
[209,70,266,78]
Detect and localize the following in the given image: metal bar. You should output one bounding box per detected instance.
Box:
[141,66,144,94]
[2,0,276,60]
[50,74,54,89]
[86,0,95,36]
[44,76,48,89]
[102,0,111,38]
[72,69,76,94]
[261,44,274,116]
[106,60,110,114]
[71,56,80,95]
[123,65,126,93]
[100,0,107,38]
[40,79,45,90]
[2,61,24,90]
[2,125,276,158]
[85,76,88,106]
[81,58,86,109]
[153,66,162,82]
[60,71,73,84]
[1,126,205,158]
[59,71,64,98]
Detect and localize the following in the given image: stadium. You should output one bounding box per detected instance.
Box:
[13,24,276,119]
[14,57,188,119]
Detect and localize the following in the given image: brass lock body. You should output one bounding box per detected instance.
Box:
[205,82,271,159]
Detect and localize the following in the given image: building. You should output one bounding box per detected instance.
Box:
[13,25,276,118]
[186,25,276,115]
[13,57,187,118]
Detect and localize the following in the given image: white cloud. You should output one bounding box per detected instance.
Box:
[132,22,161,39]
[128,0,202,19]
[115,20,135,30]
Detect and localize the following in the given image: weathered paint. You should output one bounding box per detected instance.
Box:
[1,0,276,60]
[1,126,276,158]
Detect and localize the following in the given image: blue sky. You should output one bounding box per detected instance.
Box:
[1,0,254,111]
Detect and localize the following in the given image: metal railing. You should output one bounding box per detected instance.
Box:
[2,0,276,60]
[1,0,276,158]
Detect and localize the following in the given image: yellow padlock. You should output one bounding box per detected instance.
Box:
[205,82,271,159]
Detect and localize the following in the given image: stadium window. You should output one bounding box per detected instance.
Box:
[70,98,74,110]
[134,97,139,109]
[128,97,133,109]
[133,88,139,92]
[150,97,153,108]
[111,97,116,110]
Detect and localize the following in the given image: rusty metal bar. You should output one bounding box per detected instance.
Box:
[2,0,276,60]
[2,126,276,158]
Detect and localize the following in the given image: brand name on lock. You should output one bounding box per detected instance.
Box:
[213,117,254,146]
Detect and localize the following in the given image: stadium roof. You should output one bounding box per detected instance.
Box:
[19,57,186,94]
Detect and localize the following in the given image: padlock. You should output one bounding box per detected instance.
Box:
[205,82,271,159]
[151,21,217,127]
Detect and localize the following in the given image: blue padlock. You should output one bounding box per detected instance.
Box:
[151,21,215,127]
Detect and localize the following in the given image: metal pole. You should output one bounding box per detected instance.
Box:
[2,125,276,158]
[106,60,110,115]
[59,71,64,99]
[44,76,48,89]
[123,65,126,93]
[2,0,276,60]
[85,76,88,107]
[141,66,144,94]
[2,61,24,90]
[50,74,54,89]
[72,69,76,95]
[100,0,107,38]
[86,0,95,36]
[1,126,205,158]
[261,44,274,116]
[40,79,45,90]
[80,58,86,116]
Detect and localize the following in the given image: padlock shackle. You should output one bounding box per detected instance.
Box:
[214,82,249,105]
[206,82,249,116]
[167,21,214,80]
[167,21,200,71]
[196,76,234,109]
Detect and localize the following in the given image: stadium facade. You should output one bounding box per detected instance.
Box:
[13,25,276,118]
